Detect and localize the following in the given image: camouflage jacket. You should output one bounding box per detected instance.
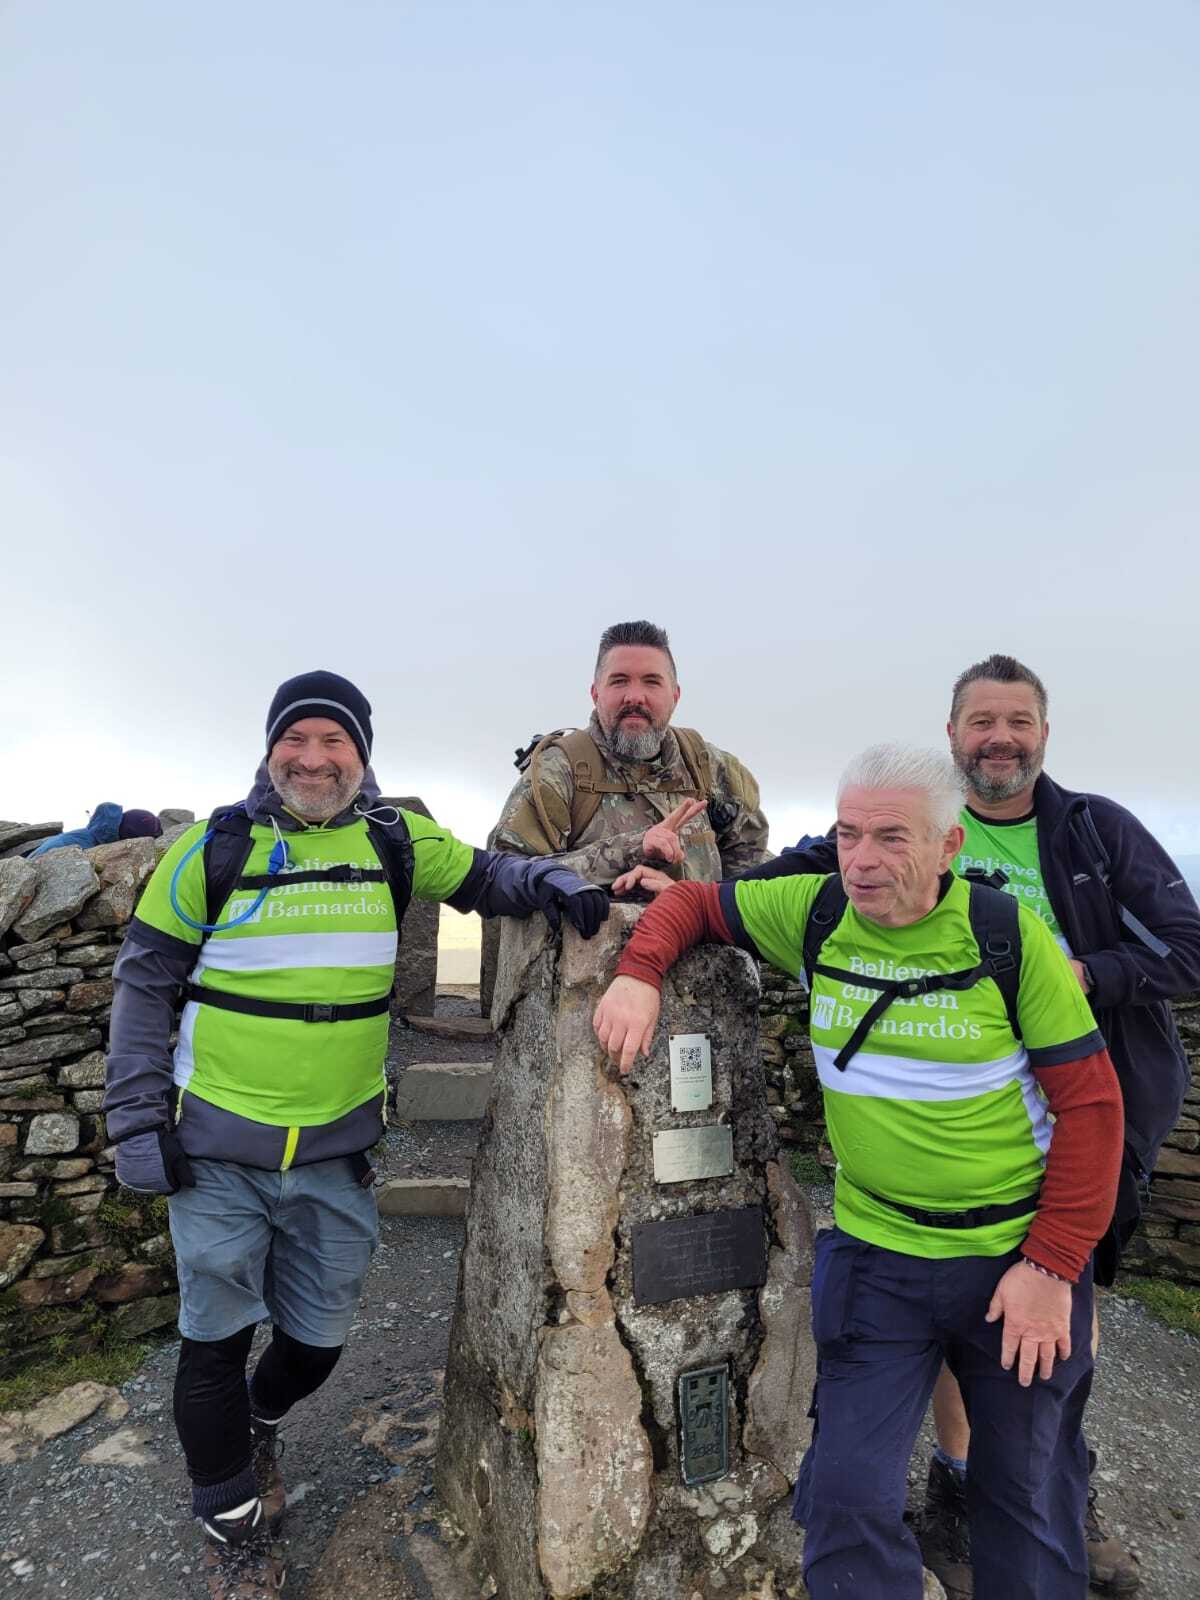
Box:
[490,714,771,886]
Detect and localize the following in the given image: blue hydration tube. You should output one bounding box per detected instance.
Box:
[169,829,291,933]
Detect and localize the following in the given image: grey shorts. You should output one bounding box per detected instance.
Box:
[168,1156,379,1347]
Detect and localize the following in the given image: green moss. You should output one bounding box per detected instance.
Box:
[1112,1276,1200,1338]
[0,1343,147,1413]
[36,1196,74,1230]
[789,1150,832,1186]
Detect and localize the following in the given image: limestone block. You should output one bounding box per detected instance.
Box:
[12,848,100,941]
[535,1321,654,1597]
[67,978,114,1011]
[0,1029,100,1072]
[394,1062,493,1122]
[157,808,195,827]
[56,1051,107,1089]
[0,967,85,991]
[13,1157,93,1180]
[24,1111,80,1155]
[63,943,115,968]
[52,1173,108,1195]
[28,1247,122,1279]
[0,1221,45,1287]
[376,1177,471,1217]
[0,857,37,939]
[16,988,66,1014]
[93,1262,169,1303]
[154,821,195,857]
[75,837,159,929]
[14,949,55,971]
[110,1291,180,1336]
[12,1264,97,1306]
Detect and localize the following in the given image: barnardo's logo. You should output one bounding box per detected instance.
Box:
[812,993,837,1030]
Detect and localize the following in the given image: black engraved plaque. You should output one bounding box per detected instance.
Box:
[679,1364,729,1486]
[631,1206,767,1307]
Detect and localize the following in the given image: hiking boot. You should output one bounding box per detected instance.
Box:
[201,1498,286,1598]
[250,1415,287,1536]
[917,1456,973,1600]
[1086,1450,1140,1593]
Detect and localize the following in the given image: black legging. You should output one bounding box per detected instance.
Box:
[174,1326,343,1486]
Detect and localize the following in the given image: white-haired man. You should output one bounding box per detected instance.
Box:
[595,745,1123,1600]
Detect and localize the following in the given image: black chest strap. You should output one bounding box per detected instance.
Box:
[803,874,1022,1071]
[184,984,392,1023]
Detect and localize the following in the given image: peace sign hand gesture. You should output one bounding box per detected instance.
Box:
[641,799,707,866]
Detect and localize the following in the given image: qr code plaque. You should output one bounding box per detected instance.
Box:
[669,1033,713,1111]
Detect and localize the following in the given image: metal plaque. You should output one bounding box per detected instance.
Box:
[652,1125,734,1185]
[679,1364,730,1486]
[669,1032,713,1112]
[631,1206,767,1307]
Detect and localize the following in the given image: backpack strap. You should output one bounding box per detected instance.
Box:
[805,876,1023,1071]
[201,807,257,932]
[1077,801,1172,959]
[199,804,415,939]
[671,728,714,804]
[963,878,1023,1042]
[364,813,415,927]
[802,874,849,991]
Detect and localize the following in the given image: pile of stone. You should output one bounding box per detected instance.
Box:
[757,975,1200,1284]
[0,812,194,1378]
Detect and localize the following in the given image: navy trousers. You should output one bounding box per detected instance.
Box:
[793,1227,1094,1600]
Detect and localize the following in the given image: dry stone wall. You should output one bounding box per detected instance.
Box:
[758,976,1200,1285]
[0,822,194,1378]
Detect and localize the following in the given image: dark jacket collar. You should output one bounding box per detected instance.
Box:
[1030,771,1093,832]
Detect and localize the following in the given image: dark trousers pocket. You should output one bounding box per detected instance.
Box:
[811,1227,871,1346]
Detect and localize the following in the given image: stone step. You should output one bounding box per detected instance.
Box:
[394,1062,493,1122]
[404,1013,494,1044]
[377,1176,470,1218]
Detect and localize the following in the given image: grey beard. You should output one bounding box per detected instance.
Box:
[608,721,666,761]
[955,745,1044,805]
[269,765,362,821]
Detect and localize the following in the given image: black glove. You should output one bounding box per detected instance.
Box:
[533,866,611,940]
[114,1128,196,1195]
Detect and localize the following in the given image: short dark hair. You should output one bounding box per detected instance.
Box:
[594,621,677,681]
[950,653,1048,723]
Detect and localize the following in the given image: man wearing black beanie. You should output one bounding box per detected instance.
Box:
[105,670,610,1598]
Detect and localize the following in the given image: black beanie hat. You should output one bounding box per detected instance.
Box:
[265,671,373,765]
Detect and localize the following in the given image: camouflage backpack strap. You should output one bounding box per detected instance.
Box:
[670,728,714,802]
[550,728,641,840]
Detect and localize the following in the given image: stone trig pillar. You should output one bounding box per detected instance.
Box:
[436,905,817,1599]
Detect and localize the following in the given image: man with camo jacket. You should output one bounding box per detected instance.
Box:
[482,620,770,1006]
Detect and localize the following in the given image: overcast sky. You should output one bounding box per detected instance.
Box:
[3,2,1198,860]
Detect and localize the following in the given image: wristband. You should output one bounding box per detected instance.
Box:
[1021,1255,1069,1284]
